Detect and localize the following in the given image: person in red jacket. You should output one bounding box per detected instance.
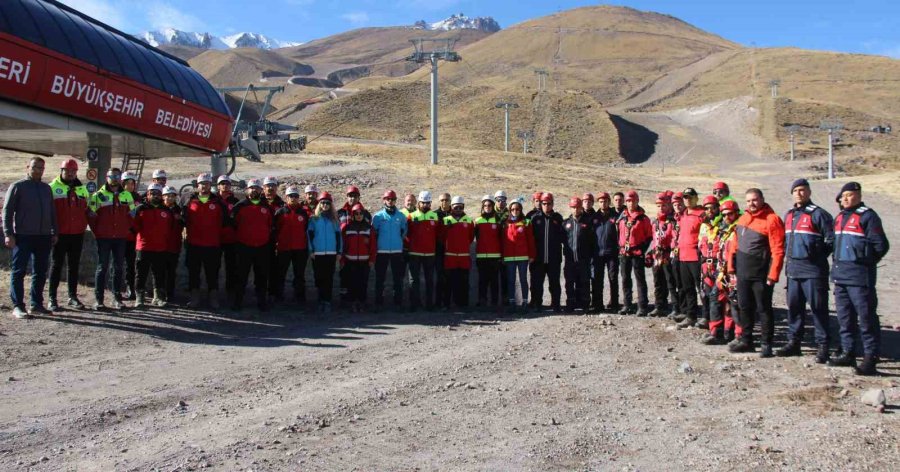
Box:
[216,175,239,296]
[161,186,184,305]
[88,168,135,310]
[341,203,377,313]
[502,200,535,313]
[121,171,140,300]
[648,192,677,316]
[230,179,274,313]
[338,185,372,303]
[441,196,475,310]
[725,188,785,357]
[475,195,503,311]
[48,158,90,311]
[184,173,227,308]
[674,187,704,324]
[407,191,440,311]
[273,186,310,305]
[617,190,653,316]
[132,184,176,308]
[669,192,686,319]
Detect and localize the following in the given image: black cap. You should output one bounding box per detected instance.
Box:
[682,187,698,197]
[840,182,862,194]
[790,178,810,192]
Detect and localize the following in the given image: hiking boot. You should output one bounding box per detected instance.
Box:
[775,341,802,357]
[12,306,30,319]
[856,356,878,376]
[726,337,741,349]
[606,304,621,314]
[48,299,59,312]
[93,301,106,311]
[155,297,168,308]
[827,351,856,368]
[725,330,736,343]
[618,305,634,315]
[676,317,696,329]
[815,345,830,364]
[134,294,146,309]
[67,297,85,309]
[672,313,688,322]
[635,308,648,317]
[701,333,726,345]
[694,319,709,329]
[728,338,755,353]
[111,298,125,310]
[124,286,136,301]
[759,344,774,358]
[648,306,666,317]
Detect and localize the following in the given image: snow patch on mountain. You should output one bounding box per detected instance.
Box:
[136,29,301,50]
[414,14,500,33]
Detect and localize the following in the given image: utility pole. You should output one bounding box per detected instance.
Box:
[820,119,843,180]
[769,79,781,98]
[786,125,799,161]
[516,130,534,154]
[496,101,519,152]
[534,68,549,92]
[406,38,460,165]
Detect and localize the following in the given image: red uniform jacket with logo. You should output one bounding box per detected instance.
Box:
[502,217,535,261]
[616,208,653,256]
[441,213,475,269]
[184,193,227,247]
[231,199,274,248]
[407,209,440,256]
[133,203,176,252]
[341,220,377,263]
[274,204,310,251]
[474,213,502,259]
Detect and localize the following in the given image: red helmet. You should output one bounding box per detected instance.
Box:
[318,191,333,202]
[625,190,639,202]
[655,192,671,204]
[568,196,582,208]
[672,192,684,201]
[596,192,610,200]
[713,181,729,191]
[702,195,719,207]
[346,185,360,196]
[582,192,594,201]
[532,191,543,201]
[382,190,397,200]
[351,203,365,212]
[541,192,554,202]
[60,158,78,171]
[720,200,739,213]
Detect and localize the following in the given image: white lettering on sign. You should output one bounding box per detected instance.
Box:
[154,108,213,139]
[49,74,144,118]
[0,56,31,84]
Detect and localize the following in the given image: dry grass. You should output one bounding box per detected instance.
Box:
[777,385,844,415]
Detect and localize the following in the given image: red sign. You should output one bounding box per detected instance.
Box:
[0,32,232,154]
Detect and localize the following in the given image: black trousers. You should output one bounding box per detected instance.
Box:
[652,262,678,308]
[477,258,502,306]
[564,257,591,309]
[499,258,509,305]
[672,259,683,312]
[136,251,168,300]
[186,244,222,290]
[530,260,562,307]
[267,243,279,296]
[125,240,136,293]
[313,254,337,303]
[221,243,237,293]
[592,255,619,309]
[374,252,405,305]
[446,268,470,308]
[235,244,271,304]
[620,255,649,310]
[49,233,84,300]
[275,249,308,301]
[165,253,178,300]
[737,278,775,345]
[344,261,370,303]
[678,261,701,318]
[408,255,436,308]
[435,245,447,307]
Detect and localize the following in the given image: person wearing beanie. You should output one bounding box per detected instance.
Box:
[828,182,890,375]
[775,178,835,364]
[616,190,653,316]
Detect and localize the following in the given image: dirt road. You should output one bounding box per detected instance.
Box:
[1,135,898,470]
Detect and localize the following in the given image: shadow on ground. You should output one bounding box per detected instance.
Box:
[609,113,659,164]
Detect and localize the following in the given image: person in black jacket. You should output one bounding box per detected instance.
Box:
[563,196,595,311]
[530,192,565,312]
[590,192,619,313]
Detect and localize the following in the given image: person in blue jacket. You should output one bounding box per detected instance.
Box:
[371,189,408,309]
[776,179,834,363]
[307,192,342,314]
[828,182,890,375]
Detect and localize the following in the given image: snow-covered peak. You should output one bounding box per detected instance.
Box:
[420,13,500,33]
[135,29,300,50]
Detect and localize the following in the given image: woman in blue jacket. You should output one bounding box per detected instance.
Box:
[307,192,342,313]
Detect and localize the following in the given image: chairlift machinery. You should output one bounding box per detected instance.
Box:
[216,84,307,162]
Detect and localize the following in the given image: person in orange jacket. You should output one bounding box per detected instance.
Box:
[502,200,536,313]
[726,188,785,357]
[440,196,475,310]
[341,203,377,313]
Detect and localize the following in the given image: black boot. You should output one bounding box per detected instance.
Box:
[759,344,774,358]
[701,332,726,345]
[856,356,878,376]
[694,318,709,329]
[775,341,802,357]
[676,317,696,329]
[815,345,830,364]
[827,351,856,367]
[728,338,755,353]
[648,305,666,317]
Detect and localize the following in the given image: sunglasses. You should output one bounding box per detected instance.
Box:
[495,197,507,201]
[288,194,300,198]
[541,202,552,205]
[385,198,396,202]
[421,201,432,205]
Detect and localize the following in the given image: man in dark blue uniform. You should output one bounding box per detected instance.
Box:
[776,179,834,363]
[827,182,890,375]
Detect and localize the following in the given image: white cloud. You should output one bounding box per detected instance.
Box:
[59,0,130,30]
[145,1,205,32]
[341,11,370,25]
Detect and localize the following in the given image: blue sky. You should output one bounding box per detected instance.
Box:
[62,0,900,57]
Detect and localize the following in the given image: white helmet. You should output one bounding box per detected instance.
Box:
[418,190,433,203]
[494,190,507,199]
[197,172,213,183]
[481,194,494,203]
[247,179,263,189]
[263,176,278,186]
[147,183,164,193]
[122,171,137,182]
[304,184,318,194]
[163,186,178,196]
[151,169,167,179]
[451,196,464,206]
[216,175,231,184]
[285,186,300,196]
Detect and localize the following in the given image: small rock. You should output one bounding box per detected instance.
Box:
[7,376,16,382]
[860,389,886,407]
[665,325,677,332]
[666,347,675,352]
[40,456,49,462]
[875,404,886,414]
[177,400,187,408]
[677,362,694,374]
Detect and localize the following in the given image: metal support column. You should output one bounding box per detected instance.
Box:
[430,53,439,165]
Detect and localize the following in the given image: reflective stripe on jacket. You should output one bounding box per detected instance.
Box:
[50,176,89,235]
[474,214,502,258]
[441,214,474,269]
[89,185,134,240]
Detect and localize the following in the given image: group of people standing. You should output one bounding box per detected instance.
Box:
[2,157,890,375]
